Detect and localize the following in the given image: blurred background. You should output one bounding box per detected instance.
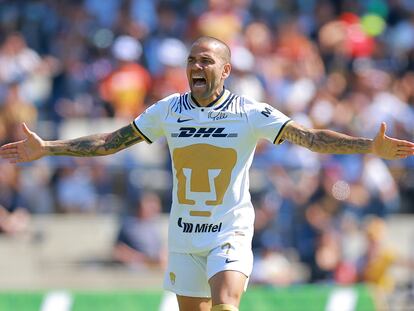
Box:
[0,0,414,310]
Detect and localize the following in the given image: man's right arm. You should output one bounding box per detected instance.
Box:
[0,123,143,163]
[45,123,143,156]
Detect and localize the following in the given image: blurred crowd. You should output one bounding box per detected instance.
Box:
[1,0,414,296]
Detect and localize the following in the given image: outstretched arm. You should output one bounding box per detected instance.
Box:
[0,122,143,163]
[281,121,414,160]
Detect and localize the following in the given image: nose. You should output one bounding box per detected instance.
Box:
[190,60,203,70]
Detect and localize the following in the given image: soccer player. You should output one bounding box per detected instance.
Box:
[1,36,414,311]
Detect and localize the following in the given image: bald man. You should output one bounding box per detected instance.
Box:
[1,36,414,311]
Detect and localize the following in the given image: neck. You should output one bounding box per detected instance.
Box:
[192,87,225,107]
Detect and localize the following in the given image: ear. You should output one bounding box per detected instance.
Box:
[222,63,232,79]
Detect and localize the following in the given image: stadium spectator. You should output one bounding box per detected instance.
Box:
[358,217,414,291]
[250,248,296,286]
[0,32,42,86]
[99,35,151,119]
[0,162,30,236]
[0,82,37,143]
[113,191,166,269]
[226,45,266,102]
[148,37,189,102]
[54,161,98,213]
[196,0,243,44]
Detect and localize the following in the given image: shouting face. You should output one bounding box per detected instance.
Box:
[186,37,231,106]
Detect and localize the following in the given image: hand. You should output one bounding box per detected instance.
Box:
[372,122,414,160]
[0,123,46,163]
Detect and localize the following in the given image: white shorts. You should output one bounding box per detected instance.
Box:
[163,240,253,297]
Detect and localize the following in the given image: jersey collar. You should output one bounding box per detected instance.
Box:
[190,87,230,108]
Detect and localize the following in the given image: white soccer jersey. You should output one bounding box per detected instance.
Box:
[133,89,291,253]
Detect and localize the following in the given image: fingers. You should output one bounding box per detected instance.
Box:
[0,142,23,163]
[386,136,414,150]
[0,147,17,155]
[0,142,20,155]
[388,140,414,159]
[394,141,414,158]
[390,138,414,156]
[0,141,23,150]
[397,141,414,148]
[397,146,414,153]
[0,146,19,162]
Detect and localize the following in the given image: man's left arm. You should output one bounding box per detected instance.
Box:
[281,121,414,160]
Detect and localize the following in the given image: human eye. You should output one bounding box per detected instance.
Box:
[202,57,214,65]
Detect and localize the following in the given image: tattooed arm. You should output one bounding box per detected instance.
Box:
[281,121,414,160]
[45,123,143,157]
[0,123,143,163]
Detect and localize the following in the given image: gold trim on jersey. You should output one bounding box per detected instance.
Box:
[131,121,152,143]
[189,88,230,108]
[273,119,292,145]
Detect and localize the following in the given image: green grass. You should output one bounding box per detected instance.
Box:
[0,285,376,311]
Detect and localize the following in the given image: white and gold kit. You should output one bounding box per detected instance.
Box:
[133,88,290,253]
[133,89,290,296]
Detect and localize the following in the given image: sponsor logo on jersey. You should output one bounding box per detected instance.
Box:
[177,217,222,233]
[171,127,238,138]
[177,117,193,123]
[225,258,238,263]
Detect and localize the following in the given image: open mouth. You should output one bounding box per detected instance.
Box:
[192,77,207,88]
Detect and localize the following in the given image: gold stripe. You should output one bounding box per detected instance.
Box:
[274,119,292,145]
[190,89,230,108]
[212,89,230,107]
[189,210,212,217]
[130,121,152,143]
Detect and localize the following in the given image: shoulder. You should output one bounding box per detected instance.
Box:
[239,95,282,117]
[239,95,259,110]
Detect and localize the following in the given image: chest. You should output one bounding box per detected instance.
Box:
[164,108,251,148]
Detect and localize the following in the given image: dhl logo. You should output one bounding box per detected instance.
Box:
[171,127,238,138]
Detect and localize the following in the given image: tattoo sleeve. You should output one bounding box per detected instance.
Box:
[45,124,143,157]
[282,122,373,154]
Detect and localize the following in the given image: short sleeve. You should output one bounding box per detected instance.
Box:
[132,95,176,143]
[248,100,291,144]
